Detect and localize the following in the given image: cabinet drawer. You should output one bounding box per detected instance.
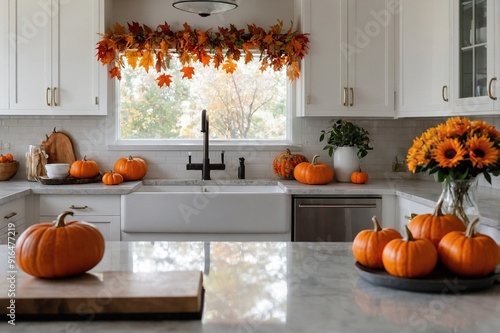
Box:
[40,195,120,216]
[39,215,119,241]
[0,217,25,245]
[0,198,26,226]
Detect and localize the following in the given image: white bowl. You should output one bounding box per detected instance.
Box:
[45,163,69,179]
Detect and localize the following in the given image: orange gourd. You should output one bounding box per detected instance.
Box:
[407,199,466,248]
[273,148,308,180]
[69,156,100,179]
[352,216,402,269]
[114,155,148,180]
[293,155,334,185]
[351,168,369,184]
[15,211,105,278]
[438,218,500,277]
[0,155,7,163]
[382,226,438,278]
[102,170,124,185]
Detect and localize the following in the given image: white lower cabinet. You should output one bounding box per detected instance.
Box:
[0,197,26,244]
[395,196,434,234]
[39,195,120,241]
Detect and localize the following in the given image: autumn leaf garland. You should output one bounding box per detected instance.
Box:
[96,20,309,88]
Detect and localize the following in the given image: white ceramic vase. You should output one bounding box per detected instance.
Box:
[333,147,359,182]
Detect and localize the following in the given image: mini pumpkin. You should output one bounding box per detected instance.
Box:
[272,148,308,180]
[69,156,100,179]
[114,155,148,180]
[352,216,402,269]
[293,155,334,185]
[407,199,466,248]
[382,226,438,278]
[351,168,369,184]
[102,170,124,185]
[0,155,7,163]
[438,218,500,277]
[15,211,105,278]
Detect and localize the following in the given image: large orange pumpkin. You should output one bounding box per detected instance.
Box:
[15,211,105,278]
[407,200,466,248]
[382,226,438,278]
[352,216,402,269]
[273,148,308,180]
[293,155,334,185]
[438,218,500,277]
[69,156,100,179]
[114,155,148,180]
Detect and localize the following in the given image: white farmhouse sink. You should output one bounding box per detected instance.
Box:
[121,184,290,234]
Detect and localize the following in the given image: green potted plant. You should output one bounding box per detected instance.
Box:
[319,119,373,182]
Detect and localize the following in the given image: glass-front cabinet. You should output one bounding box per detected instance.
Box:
[454,0,498,113]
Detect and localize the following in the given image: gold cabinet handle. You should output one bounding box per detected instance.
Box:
[69,205,88,210]
[53,87,58,106]
[46,87,51,106]
[488,77,497,100]
[343,87,348,106]
[442,85,448,102]
[4,212,17,219]
[349,87,354,106]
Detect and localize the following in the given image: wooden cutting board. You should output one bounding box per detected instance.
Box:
[41,127,77,165]
[0,271,204,320]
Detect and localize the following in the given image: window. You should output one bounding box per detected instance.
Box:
[117,56,292,144]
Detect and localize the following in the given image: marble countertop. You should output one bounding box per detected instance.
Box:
[1,241,499,333]
[1,177,500,226]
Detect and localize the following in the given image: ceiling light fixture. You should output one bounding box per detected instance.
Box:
[172,0,239,17]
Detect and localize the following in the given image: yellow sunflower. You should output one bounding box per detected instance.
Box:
[466,135,500,169]
[445,117,471,138]
[432,138,466,168]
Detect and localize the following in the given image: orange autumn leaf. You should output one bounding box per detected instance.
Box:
[196,29,208,45]
[112,22,126,35]
[180,66,195,79]
[109,66,121,80]
[139,51,154,72]
[179,51,191,65]
[222,59,237,74]
[157,74,172,87]
[199,52,212,67]
[125,50,140,69]
[244,50,253,64]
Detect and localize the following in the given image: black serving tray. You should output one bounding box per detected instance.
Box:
[355,262,498,293]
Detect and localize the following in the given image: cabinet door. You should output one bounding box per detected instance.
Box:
[297,0,348,117]
[9,0,52,111]
[397,0,452,117]
[0,0,8,110]
[346,0,394,116]
[453,0,498,114]
[55,0,102,112]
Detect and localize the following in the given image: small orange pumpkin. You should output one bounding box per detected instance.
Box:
[69,156,100,179]
[382,226,438,278]
[272,148,308,180]
[114,155,148,181]
[102,170,124,185]
[352,216,402,269]
[351,168,369,184]
[438,218,500,277]
[407,199,466,248]
[293,155,334,185]
[0,155,7,163]
[15,211,105,278]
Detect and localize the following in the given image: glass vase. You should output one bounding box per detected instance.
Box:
[439,177,480,226]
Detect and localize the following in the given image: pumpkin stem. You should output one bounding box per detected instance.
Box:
[371,216,382,232]
[311,155,320,166]
[433,197,445,217]
[54,211,74,228]
[128,155,134,160]
[83,156,87,161]
[286,148,291,155]
[53,127,57,133]
[403,225,415,242]
[465,218,480,238]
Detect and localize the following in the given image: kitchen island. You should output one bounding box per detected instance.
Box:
[1,242,499,333]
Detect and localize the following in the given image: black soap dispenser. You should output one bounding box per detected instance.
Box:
[238,157,245,179]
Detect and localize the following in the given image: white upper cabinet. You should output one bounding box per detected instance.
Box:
[6,0,107,116]
[296,0,395,117]
[452,0,499,114]
[397,0,452,117]
[0,1,8,110]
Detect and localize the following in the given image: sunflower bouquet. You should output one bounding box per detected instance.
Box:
[407,117,500,183]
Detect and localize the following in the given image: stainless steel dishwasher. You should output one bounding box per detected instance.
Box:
[293,196,382,242]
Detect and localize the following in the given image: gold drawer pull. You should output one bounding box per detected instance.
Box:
[4,212,17,219]
[69,205,88,210]
[488,77,497,100]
